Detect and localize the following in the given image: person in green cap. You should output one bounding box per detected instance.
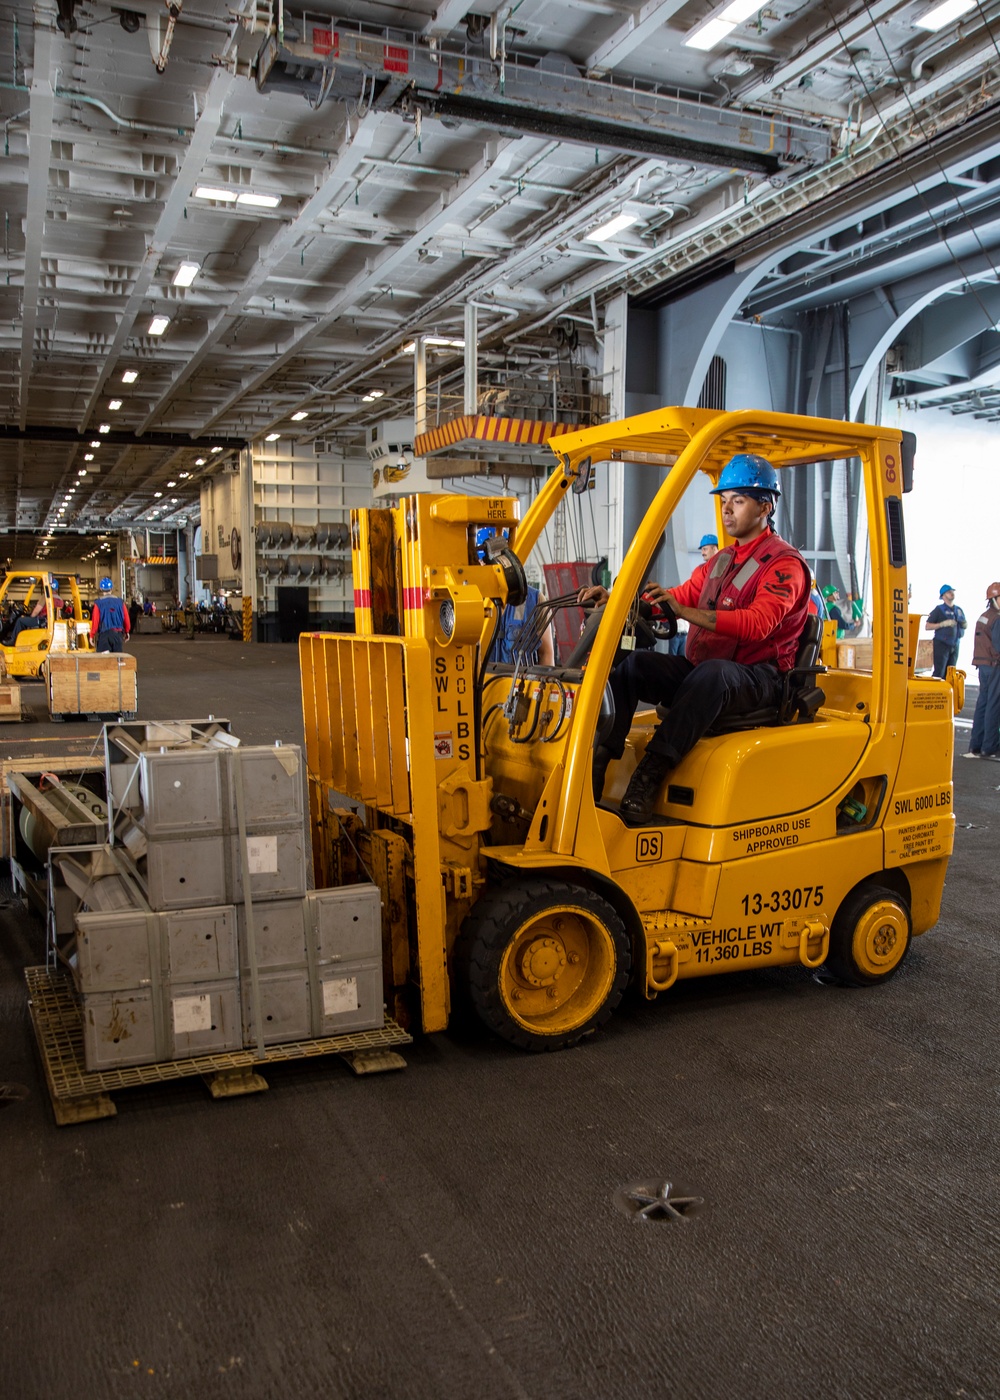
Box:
[821,584,850,637]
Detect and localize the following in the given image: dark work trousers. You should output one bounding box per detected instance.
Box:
[932,637,959,678]
[604,651,784,768]
[95,629,124,654]
[970,665,1000,756]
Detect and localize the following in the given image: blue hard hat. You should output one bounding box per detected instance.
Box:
[939,584,954,596]
[698,533,718,549]
[710,453,781,498]
[99,576,113,591]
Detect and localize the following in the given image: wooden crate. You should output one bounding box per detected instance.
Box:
[47,653,137,719]
[837,639,936,672]
[0,679,22,722]
[836,639,873,670]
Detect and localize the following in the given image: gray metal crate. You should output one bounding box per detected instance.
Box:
[315,960,383,1036]
[81,978,241,1070]
[226,746,304,829]
[310,885,382,964]
[144,835,229,910]
[81,987,158,1069]
[241,970,312,1046]
[229,828,307,903]
[141,829,306,910]
[138,749,226,836]
[73,905,237,993]
[237,899,308,971]
[241,960,383,1046]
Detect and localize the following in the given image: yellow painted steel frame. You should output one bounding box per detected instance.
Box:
[301,406,954,1036]
[0,570,92,677]
[491,406,953,994]
[516,408,920,857]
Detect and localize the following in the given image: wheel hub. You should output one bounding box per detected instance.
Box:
[872,923,896,957]
[517,935,566,987]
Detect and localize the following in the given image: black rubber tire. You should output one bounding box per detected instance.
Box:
[824,883,912,988]
[459,878,630,1051]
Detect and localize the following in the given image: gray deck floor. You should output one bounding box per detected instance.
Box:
[1,635,996,1399]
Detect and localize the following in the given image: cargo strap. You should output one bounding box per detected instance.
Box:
[231,750,266,1059]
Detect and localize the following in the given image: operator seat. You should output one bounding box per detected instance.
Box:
[708,613,826,733]
[652,615,826,734]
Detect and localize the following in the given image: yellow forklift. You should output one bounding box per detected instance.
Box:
[0,570,93,677]
[300,408,956,1050]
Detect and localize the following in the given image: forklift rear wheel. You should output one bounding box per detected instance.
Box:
[825,884,911,987]
[462,879,630,1051]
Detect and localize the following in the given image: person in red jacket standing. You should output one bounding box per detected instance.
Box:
[89,576,131,653]
[591,454,810,824]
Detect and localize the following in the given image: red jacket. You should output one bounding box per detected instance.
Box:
[674,530,809,671]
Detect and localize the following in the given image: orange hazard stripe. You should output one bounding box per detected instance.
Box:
[413,415,571,457]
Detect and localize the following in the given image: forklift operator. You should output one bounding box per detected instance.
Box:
[591,454,810,825]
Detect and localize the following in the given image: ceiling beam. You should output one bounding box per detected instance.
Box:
[18,24,55,431]
[0,426,247,449]
[139,111,388,435]
[76,68,237,435]
[586,0,689,73]
[198,139,521,434]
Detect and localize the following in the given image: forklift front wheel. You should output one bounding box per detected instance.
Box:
[461,879,630,1051]
[825,884,911,987]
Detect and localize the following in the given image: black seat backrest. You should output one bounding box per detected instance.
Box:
[706,612,827,734]
[791,613,823,676]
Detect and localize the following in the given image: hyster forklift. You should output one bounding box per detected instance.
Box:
[300,408,956,1050]
[0,570,93,677]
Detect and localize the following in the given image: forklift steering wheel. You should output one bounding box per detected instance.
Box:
[564,595,677,667]
[646,598,678,642]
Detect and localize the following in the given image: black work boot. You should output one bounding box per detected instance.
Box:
[592,745,614,802]
[619,752,671,825]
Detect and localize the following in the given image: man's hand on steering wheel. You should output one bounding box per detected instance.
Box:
[639,582,678,640]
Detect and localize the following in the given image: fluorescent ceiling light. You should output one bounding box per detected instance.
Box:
[90,440,100,448]
[99,423,110,433]
[167,480,176,487]
[369,389,385,399]
[78,468,88,476]
[362,394,376,403]
[108,399,122,411]
[179,471,190,479]
[916,0,975,28]
[291,410,309,421]
[172,261,200,288]
[84,454,94,462]
[236,192,281,209]
[171,498,179,504]
[195,457,206,466]
[685,16,738,50]
[586,211,640,242]
[194,185,238,202]
[719,0,762,20]
[265,432,280,442]
[121,370,138,384]
[148,315,170,336]
[210,445,222,453]
[154,491,163,498]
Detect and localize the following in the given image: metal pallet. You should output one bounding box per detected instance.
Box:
[25,965,411,1126]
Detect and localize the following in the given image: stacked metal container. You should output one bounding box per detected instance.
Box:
[66,722,383,1070]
